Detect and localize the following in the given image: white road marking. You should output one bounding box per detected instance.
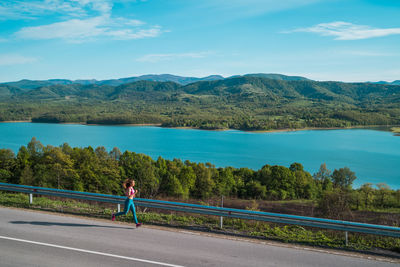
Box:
[0,235,184,267]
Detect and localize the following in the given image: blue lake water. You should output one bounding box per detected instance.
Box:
[0,122,399,189]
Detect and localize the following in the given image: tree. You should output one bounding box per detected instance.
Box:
[161,173,184,198]
[178,166,196,199]
[331,167,356,189]
[192,163,215,199]
[0,149,16,182]
[109,147,122,161]
[19,165,34,185]
[71,146,102,192]
[266,165,296,200]
[61,143,73,155]
[233,168,255,198]
[245,180,266,199]
[256,164,271,186]
[40,146,78,189]
[396,189,400,207]
[95,146,109,160]
[27,137,44,160]
[292,166,316,199]
[15,146,31,184]
[313,163,331,182]
[359,183,374,209]
[214,167,236,197]
[120,151,159,197]
[376,183,391,208]
[289,162,304,172]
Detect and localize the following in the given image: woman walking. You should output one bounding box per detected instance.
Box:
[112,178,142,228]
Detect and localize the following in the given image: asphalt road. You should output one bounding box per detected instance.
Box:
[0,207,397,267]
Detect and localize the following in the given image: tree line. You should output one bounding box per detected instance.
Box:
[0,138,399,212]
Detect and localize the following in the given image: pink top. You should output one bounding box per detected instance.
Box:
[125,187,136,197]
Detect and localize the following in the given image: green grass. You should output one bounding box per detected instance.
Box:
[1,192,399,254]
[264,199,315,205]
[357,206,400,214]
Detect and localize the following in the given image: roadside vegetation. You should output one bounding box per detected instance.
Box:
[0,191,399,254]
[1,138,400,255]
[1,138,400,213]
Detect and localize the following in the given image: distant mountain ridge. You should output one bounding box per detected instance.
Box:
[2,74,225,89]
[3,74,400,91]
[1,73,311,90]
[371,80,400,86]
[241,73,311,81]
[1,75,399,106]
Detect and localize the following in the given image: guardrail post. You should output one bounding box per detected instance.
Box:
[345,231,348,246]
[118,204,121,213]
[220,195,224,229]
[29,193,33,204]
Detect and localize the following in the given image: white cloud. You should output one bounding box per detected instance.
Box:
[137,52,211,63]
[289,21,400,40]
[0,0,113,19]
[15,15,161,42]
[107,27,162,40]
[5,1,164,42]
[114,18,145,27]
[16,17,105,40]
[0,54,37,66]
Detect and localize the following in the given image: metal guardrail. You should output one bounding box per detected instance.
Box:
[1,182,399,239]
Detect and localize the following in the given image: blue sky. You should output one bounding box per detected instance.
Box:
[0,0,399,82]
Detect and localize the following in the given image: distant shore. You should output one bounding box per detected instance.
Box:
[1,120,398,134]
[0,120,32,123]
[249,125,396,133]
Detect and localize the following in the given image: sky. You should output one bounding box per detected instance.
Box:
[0,0,399,83]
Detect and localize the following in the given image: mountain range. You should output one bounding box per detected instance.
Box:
[1,74,399,106]
[2,73,399,93]
[1,73,311,90]
[371,80,400,86]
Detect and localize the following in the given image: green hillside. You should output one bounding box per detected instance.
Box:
[1,76,399,130]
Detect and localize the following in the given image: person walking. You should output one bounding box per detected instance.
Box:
[112,178,142,228]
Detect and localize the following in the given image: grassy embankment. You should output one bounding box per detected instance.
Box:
[1,192,399,255]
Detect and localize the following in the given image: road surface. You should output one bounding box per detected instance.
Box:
[0,207,397,266]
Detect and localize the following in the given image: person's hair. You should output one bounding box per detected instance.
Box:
[122,178,135,189]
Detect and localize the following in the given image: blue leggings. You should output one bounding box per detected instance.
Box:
[115,198,139,224]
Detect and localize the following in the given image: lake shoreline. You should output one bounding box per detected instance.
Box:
[1,121,399,189]
[1,120,398,133]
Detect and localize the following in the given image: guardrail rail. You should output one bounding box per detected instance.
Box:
[1,182,399,241]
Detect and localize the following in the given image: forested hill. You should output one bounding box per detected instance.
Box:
[0,76,400,130]
[2,76,399,102]
[181,76,400,103]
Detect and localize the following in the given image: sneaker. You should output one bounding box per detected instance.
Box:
[112,214,115,221]
[136,223,142,228]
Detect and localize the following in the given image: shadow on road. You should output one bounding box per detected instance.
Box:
[9,221,133,229]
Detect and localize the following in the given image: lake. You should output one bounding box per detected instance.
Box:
[0,122,399,189]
